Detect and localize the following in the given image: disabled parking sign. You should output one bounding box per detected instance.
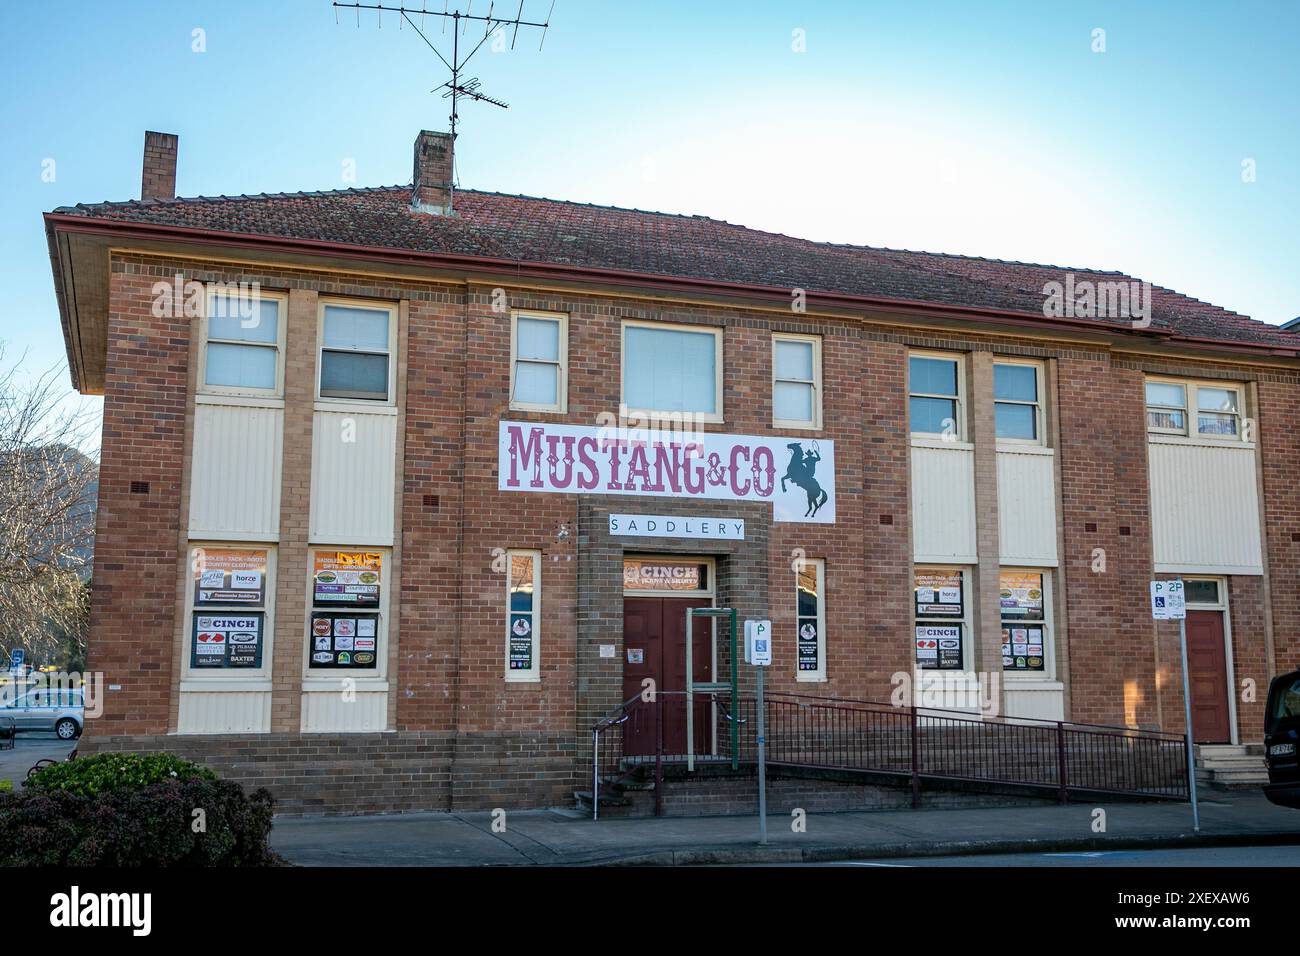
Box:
[1150,579,1186,621]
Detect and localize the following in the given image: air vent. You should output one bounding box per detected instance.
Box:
[423,494,440,510]
[130,480,150,495]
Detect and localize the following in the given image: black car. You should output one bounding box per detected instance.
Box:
[1264,669,1300,809]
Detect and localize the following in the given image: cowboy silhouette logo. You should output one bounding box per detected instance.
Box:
[781,440,830,519]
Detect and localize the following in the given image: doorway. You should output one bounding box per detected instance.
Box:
[1184,577,1233,744]
[621,556,715,757]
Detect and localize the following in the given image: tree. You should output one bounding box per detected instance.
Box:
[0,347,98,667]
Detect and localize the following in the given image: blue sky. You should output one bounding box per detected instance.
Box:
[2,0,1298,424]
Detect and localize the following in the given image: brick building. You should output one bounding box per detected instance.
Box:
[42,130,1300,813]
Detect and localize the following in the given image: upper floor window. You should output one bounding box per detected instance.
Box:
[200,287,286,397]
[908,352,964,439]
[993,360,1044,443]
[318,299,396,403]
[1145,378,1244,440]
[510,311,568,412]
[772,333,822,429]
[622,321,722,421]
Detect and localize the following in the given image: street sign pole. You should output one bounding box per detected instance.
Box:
[756,665,767,845]
[1177,614,1201,832]
[745,619,772,845]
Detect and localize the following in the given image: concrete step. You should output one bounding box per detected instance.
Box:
[1200,756,1267,769]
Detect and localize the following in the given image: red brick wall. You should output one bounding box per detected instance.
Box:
[86,265,190,737]
[1259,378,1300,674]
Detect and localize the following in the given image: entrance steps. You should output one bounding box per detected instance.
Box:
[1195,744,1268,788]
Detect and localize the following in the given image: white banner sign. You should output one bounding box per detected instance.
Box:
[609,514,744,540]
[499,421,835,523]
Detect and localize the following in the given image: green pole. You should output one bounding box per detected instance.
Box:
[729,607,738,770]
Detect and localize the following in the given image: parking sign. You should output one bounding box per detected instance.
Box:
[1150,579,1186,621]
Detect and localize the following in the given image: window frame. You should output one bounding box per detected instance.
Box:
[509,309,569,413]
[907,350,966,441]
[620,319,725,424]
[998,567,1055,680]
[993,358,1046,447]
[771,332,823,430]
[795,557,827,683]
[198,287,288,399]
[504,548,543,683]
[182,542,277,682]
[913,565,972,672]
[302,545,390,681]
[1145,376,1247,442]
[315,297,399,406]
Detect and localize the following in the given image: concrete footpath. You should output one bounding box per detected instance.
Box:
[269,788,1300,866]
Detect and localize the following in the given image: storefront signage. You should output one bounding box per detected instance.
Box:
[915,570,963,617]
[309,613,379,669]
[623,559,708,592]
[313,552,382,607]
[999,572,1044,618]
[191,613,264,669]
[916,624,962,670]
[499,421,836,523]
[609,513,744,540]
[193,548,267,607]
[1001,624,1046,671]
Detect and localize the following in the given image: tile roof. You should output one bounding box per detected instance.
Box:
[52,184,1297,349]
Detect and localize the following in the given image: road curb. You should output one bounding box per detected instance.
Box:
[579,830,1300,866]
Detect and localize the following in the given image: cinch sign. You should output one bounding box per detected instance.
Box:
[498,421,835,523]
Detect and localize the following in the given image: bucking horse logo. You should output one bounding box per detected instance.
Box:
[781,441,829,518]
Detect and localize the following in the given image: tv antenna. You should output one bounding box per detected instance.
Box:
[333,2,554,143]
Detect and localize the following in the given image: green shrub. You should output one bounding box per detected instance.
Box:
[26,752,216,798]
[0,780,11,793]
[0,772,280,866]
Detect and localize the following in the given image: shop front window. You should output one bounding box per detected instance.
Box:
[308,550,383,670]
[1000,570,1048,673]
[914,568,965,670]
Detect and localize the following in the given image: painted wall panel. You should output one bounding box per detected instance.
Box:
[1004,684,1066,721]
[177,691,271,734]
[1149,441,1263,574]
[300,690,388,732]
[310,410,396,545]
[189,403,282,537]
[997,448,1058,565]
[911,444,977,562]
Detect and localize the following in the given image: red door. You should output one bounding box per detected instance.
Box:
[1186,610,1231,743]
[622,596,713,756]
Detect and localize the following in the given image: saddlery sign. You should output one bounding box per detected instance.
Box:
[498,421,836,523]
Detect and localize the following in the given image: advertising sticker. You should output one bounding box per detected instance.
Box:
[914,570,963,617]
[193,548,268,607]
[313,551,382,607]
[191,613,264,669]
[308,613,379,669]
[916,624,962,670]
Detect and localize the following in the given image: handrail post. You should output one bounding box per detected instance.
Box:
[1056,720,1068,805]
[910,704,921,808]
[592,729,599,822]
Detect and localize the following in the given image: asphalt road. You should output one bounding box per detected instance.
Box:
[790,845,1300,866]
[0,735,77,787]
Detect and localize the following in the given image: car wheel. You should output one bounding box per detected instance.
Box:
[55,719,80,740]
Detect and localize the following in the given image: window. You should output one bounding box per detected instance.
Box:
[999,569,1050,674]
[201,288,286,396]
[994,361,1043,443]
[506,549,541,681]
[187,544,273,675]
[1184,578,1221,606]
[914,568,967,670]
[1145,381,1186,432]
[307,549,385,671]
[796,558,826,680]
[511,311,567,412]
[772,333,821,428]
[908,353,963,438]
[1145,378,1245,440]
[622,321,722,420]
[318,300,396,403]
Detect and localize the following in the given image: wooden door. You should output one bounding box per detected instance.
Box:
[1186,610,1231,743]
[621,596,713,756]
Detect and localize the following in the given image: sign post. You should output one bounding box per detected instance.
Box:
[1151,578,1199,832]
[745,619,772,845]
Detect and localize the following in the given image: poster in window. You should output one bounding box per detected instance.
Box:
[191,613,264,669]
[999,572,1044,619]
[1001,624,1046,671]
[313,551,382,607]
[308,612,379,668]
[916,624,962,670]
[509,614,534,670]
[914,570,963,617]
[193,548,267,607]
[797,620,820,671]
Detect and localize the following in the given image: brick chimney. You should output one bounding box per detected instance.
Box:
[412,130,454,215]
[141,131,178,201]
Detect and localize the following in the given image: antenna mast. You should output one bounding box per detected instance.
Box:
[333,1,554,143]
